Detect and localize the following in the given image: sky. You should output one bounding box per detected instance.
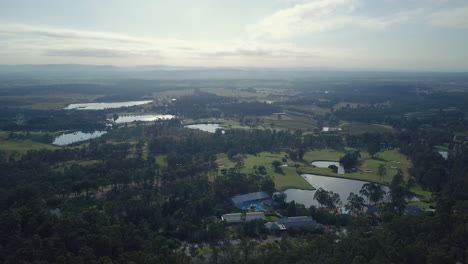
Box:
[0,0,467,71]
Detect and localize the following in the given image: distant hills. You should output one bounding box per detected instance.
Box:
[0,64,467,82]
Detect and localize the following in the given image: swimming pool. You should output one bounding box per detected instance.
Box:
[239,203,265,211]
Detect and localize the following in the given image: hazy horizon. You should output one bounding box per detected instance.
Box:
[1,0,468,71]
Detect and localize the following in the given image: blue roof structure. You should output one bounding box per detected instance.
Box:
[230,192,270,207]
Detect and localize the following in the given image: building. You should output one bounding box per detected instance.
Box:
[230,191,270,209]
[404,205,423,216]
[221,212,266,224]
[364,206,381,218]
[265,216,318,233]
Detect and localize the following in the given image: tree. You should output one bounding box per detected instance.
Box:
[390,169,408,214]
[360,183,386,205]
[367,142,380,159]
[346,192,365,215]
[339,150,361,169]
[271,160,282,172]
[314,188,341,210]
[377,164,387,180]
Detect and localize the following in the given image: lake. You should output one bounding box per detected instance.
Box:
[52,131,107,146]
[312,161,345,174]
[284,174,419,208]
[185,124,224,133]
[65,100,152,110]
[111,114,175,124]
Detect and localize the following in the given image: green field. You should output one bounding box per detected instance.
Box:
[216,152,314,191]
[216,148,432,207]
[0,131,59,153]
[339,122,394,134]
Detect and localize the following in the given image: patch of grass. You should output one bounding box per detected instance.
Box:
[201,88,258,98]
[339,122,394,134]
[408,201,434,210]
[263,114,317,131]
[216,152,314,191]
[0,139,59,153]
[303,149,344,162]
[434,145,449,151]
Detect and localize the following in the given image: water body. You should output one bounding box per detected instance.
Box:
[312,161,345,174]
[322,127,342,132]
[284,174,418,208]
[438,151,448,160]
[111,114,175,124]
[185,124,224,133]
[65,100,152,110]
[52,131,107,146]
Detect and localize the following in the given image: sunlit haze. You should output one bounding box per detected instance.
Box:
[1,0,468,71]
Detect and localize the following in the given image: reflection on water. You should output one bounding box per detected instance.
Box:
[111,114,175,124]
[65,100,152,110]
[53,131,107,146]
[185,124,224,133]
[312,161,345,174]
[284,174,418,208]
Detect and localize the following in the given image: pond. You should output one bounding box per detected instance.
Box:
[322,127,342,132]
[185,124,224,133]
[52,131,107,146]
[110,114,175,124]
[283,174,418,208]
[65,100,152,110]
[311,161,345,174]
[438,151,448,160]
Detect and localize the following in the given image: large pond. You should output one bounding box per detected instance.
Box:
[65,100,152,110]
[52,131,107,146]
[111,114,175,124]
[185,124,224,133]
[312,161,345,174]
[284,174,419,208]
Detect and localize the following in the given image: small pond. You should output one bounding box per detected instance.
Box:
[111,114,175,124]
[284,174,418,208]
[438,151,448,160]
[52,131,107,146]
[322,127,342,132]
[185,124,224,133]
[311,161,345,174]
[65,100,152,110]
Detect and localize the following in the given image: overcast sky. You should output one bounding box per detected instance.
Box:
[0,0,467,71]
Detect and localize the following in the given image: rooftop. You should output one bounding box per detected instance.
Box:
[230,191,270,207]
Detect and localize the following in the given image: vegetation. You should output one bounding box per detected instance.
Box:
[0,74,467,263]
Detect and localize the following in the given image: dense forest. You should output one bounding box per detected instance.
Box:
[0,76,467,263]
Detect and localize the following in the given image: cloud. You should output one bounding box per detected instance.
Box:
[248,0,410,39]
[45,48,160,58]
[199,48,318,58]
[0,24,152,44]
[428,6,468,28]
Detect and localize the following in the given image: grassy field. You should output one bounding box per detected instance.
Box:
[263,114,318,131]
[216,152,314,191]
[339,122,394,134]
[215,149,416,192]
[0,131,59,153]
[201,88,259,98]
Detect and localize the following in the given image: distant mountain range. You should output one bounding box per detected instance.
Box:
[0,64,467,82]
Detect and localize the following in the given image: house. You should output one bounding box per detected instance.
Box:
[221,212,266,224]
[278,216,317,229]
[364,206,381,218]
[265,216,318,233]
[230,192,270,208]
[404,205,423,216]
